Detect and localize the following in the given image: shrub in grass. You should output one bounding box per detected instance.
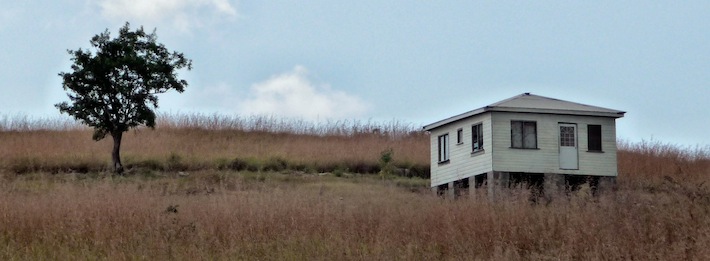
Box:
[262,157,289,172]
[66,162,90,173]
[404,163,430,179]
[314,162,340,173]
[333,166,348,177]
[380,148,394,166]
[165,153,188,171]
[227,158,248,171]
[9,157,42,174]
[214,158,231,170]
[349,161,380,174]
[379,148,397,179]
[288,161,310,172]
[227,158,260,172]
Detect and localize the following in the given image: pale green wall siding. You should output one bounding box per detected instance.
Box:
[429,113,493,187]
[429,111,619,188]
[490,112,618,176]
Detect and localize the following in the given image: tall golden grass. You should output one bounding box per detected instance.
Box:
[618,139,710,185]
[1,114,709,259]
[0,113,429,175]
[1,167,709,260]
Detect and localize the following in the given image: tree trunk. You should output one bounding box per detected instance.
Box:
[112,131,124,174]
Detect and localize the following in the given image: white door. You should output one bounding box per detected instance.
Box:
[559,124,578,169]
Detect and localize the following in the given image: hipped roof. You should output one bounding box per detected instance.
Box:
[423,93,625,131]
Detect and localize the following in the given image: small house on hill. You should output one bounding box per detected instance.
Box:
[423,93,625,198]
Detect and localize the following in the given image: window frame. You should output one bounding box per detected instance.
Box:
[587,124,603,152]
[510,120,538,149]
[471,123,484,153]
[437,133,450,164]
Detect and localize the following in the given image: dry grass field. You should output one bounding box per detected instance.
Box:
[1,114,709,260]
[0,114,429,176]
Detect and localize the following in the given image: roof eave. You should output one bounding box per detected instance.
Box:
[423,107,625,132]
[487,107,626,118]
[422,107,488,131]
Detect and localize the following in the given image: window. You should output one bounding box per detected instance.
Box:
[456,128,463,144]
[472,123,483,152]
[511,121,537,149]
[588,125,602,151]
[560,126,575,147]
[437,134,450,163]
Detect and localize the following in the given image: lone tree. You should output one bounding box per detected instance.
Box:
[56,23,192,174]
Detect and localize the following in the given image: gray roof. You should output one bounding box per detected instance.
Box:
[423,93,625,131]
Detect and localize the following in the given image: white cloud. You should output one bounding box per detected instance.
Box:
[95,0,237,32]
[239,66,370,121]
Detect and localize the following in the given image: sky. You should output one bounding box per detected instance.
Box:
[1,1,708,146]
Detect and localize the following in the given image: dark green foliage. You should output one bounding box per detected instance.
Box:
[405,163,430,179]
[9,157,107,174]
[314,162,340,173]
[6,154,429,177]
[333,169,344,177]
[379,148,396,177]
[165,153,188,171]
[55,23,191,173]
[226,158,261,172]
[288,162,310,172]
[379,148,394,166]
[8,157,43,174]
[262,157,289,172]
[227,158,249,171]
[349,161,380,174]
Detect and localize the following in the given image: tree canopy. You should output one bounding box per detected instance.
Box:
[56,23,192,173]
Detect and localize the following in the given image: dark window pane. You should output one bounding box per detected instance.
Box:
[588,125,602,151]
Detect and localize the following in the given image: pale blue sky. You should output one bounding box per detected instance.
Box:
[1,1,708,146]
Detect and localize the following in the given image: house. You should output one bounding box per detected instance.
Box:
[423,93,625,198]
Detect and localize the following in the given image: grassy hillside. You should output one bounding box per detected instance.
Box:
[0,114,429,176]
[1,114,709,260]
